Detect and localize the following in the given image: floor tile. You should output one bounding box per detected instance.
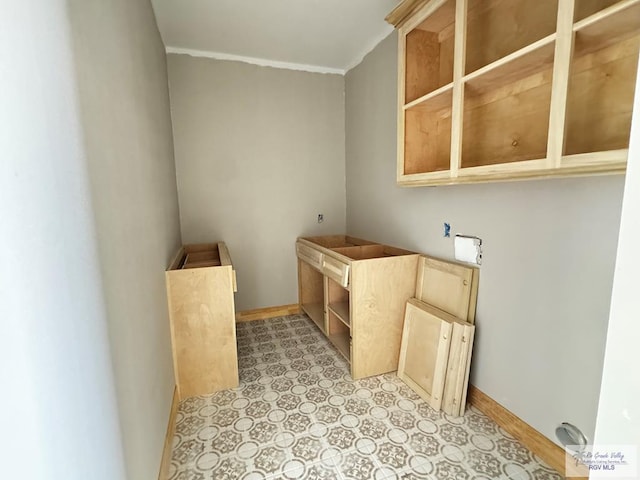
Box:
[169,314,560,480]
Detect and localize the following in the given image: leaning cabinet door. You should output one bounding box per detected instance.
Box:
[397,298,453,410]
[415,255,478,323]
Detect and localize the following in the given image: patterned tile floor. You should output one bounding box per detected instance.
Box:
[169,314,562,480]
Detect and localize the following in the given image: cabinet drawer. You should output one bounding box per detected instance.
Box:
[296,242,323,271]
[322,255,350,288]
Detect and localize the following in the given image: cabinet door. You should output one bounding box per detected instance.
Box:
[415,255,478,323]
[398,298,453,411]
[442,321,475,416]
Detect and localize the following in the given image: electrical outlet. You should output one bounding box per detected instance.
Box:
[317,214,324,224]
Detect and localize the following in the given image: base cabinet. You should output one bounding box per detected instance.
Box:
[297,236,420,379]
[166,243,239,400]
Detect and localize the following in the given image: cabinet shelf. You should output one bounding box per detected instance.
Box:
[574,0,639,26]
[405,83,453,110]
[327,275,350,328]
[328,306,351,363]
[573,1,640,54]
[463,36,556,93]
[328,302,350,327]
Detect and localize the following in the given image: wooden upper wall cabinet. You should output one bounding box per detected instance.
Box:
[387,0,640,186]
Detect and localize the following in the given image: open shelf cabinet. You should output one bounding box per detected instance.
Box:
[389,0,639,186]
[297,236,420,379]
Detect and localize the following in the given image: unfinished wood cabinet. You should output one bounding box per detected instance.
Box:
[398,298,454,410]
[166,243,238,400]
[296,235,420,379]
[415,255,479,323]
[398,298,476,416]
[387,0,640,186]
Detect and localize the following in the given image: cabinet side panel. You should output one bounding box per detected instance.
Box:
[298,259,326,332]
[416,256,476,322]
[166,267,238,398]
[351,255,419,379]
[406,30,441,102]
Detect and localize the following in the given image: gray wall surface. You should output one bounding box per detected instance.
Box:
[168,54,346,311]
[345,32,624,445]
[68,1,182,478]
[1,1,126,478]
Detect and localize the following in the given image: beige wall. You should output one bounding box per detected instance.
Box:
[345,33,624,445]
[168,54,346,311]
[68,1,182,479]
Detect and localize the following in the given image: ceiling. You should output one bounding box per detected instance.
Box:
[150,0,400,74]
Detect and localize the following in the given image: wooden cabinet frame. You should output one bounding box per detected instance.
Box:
[166,243,238,400]
[388,0,639,186]
[296,236,420,379]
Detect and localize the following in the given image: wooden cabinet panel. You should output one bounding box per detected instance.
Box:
[398,298,453,410]
[415,255,479,323]
[166,243,238,400]
[350,255,420,379]
[442,321,475,415]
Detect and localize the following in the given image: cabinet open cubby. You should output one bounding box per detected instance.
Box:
[461,42,555,168]
[465,0,558,75]
[563,2,640,157]
[327,277,350,327]
[404,87,453,174]
[328,310,351,363]
[404,0,455,103]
